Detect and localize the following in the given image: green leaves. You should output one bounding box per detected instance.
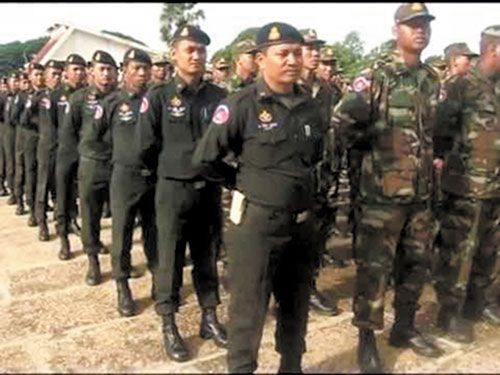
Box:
[159,3,205,43]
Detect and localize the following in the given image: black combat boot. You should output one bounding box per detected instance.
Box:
[161,313,190,362]
[7,194,17,205]
[116,279,135,317]
[27,211,37,227]
[309,280,339,316]
[389,306,444,358]
[278,352,302,373]
[38,219,50,241]
[358,328,383,373]
[437,304,474,343]
[85,254,102,286]
[58,234,71,260]
[68,218,81,236]
[0,185,8,196]
[200,307,227,348]
[15,200,25,215]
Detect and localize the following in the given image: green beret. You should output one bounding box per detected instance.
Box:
[255,22,304,50]
[66,54,86,67]
[300,28,325,46]
[394,3,435,24]
[482,25,500,39]
[92,50,118,68]
[123,48,152,65]
[172,25,210,46]
[444,42,478,63]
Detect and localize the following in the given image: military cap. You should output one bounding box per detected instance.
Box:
[152,53,171,65]
[481,25,500,40]
[20,73,29,80]
[425,55,447,69]
[171,24,211,46]
[319,47,336,62]
[394,3,435,24]
[255,22,304,50]
[213,57,229,70]
[300,28,325,46]
[28,62,44,71]
[65,54,86,67]
[123,48,152,65]
[444,43,478,63]
[232,39,257,57]
[45,59,63,70]
[9,72,19,79]
[92,50,118,67]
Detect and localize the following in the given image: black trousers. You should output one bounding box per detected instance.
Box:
[14,127,26,202]
[110,164,157,280]
[22,130,38,212]
[226,201,316,373]
[35,146,56,222]
[3,126,16,191]
[0,127,5,188]
[78,158,111,254]
[154,178,220,316]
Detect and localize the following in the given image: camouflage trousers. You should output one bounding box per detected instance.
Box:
[352,202,434,330]
[434,195,500,315]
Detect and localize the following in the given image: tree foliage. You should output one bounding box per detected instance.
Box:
[101,30,147,47]
[159,3,205,43]
[328,31,369,80]
[0,36,49,77]
[210,27,259,65]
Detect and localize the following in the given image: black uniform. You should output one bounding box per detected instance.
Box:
[100,89,157,281]
[3,92,17,195]
[138,75,225,316]
[193,77,325,373]
[13,91,29,209]
[0,92,7,194]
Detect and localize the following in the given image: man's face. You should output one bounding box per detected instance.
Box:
[8,78,19,93]
[172,39,206,77]
[20,78,30,91]
[317,62,334,81]
[0,83,8,93]
[302,44,321,70]
[394,17,431,54]
[236,53,256,77]
[30,68,44,88]
[452,54,473,76]
[65,64,86,88]
[256,43,303,86]
[152,64,167,81]
[213,66,229,82]
[124,61,151,92]
[91,62,117,93]
[44,67,62,89]
[480,39,500,75]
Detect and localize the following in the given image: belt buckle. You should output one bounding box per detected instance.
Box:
[295,210,309,223]
[194,180,206,190]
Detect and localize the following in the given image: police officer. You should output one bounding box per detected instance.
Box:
[0,77,9,196]
[193,21,324,373]
[34,60,62,241]
[138,25,227,362]
[433,25,500,344]
[297,28,339,316]
[3,73,20,205]
[58,50,117,283]
[55,54,87,260]
[333,3,443,372]
[98,48,158,317]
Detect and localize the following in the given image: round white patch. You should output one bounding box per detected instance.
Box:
[352,76,371,93]
[94,104,103,120]
[212,104,230,125]
[140,97,149,114]
[65,103,71,114]
[41,97,51,110]
[25,99,32,109]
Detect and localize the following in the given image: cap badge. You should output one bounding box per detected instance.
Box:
[180,27,189,37]
[411,3,424,11]
[268,26,281,41]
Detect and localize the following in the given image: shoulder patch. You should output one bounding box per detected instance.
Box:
[65,102,71,114]
[352,76,371,93]
[140,97,149,114]
[41,97,51,110]
[94,104,103,120]
[212,104,230,125]
[25,98,32,109]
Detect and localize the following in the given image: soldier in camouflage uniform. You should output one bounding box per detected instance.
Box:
[433,25,500,344]
[211,56,231,91]
[333,3,443,372]
[425,55,447,82]
[228,39,257,93]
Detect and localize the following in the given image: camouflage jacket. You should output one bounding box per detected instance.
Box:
[435,64,500,199]
[332,50,440,205]
[227,74,254,94]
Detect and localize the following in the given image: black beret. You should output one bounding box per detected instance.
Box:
[65,54,86,67]
[9,72,19,79]
[172,24,210,46]
[45,59,62,70]
[123,48,152,65]
[255,22,304,50]
[29,63,44,71]
[92,50,118,68]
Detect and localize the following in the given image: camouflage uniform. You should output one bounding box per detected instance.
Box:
[433,61,500,319]
[333,48,440,330]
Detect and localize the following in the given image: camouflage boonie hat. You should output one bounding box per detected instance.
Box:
[92,50,118,68]
[481,25,500,39]
[152,52,171,66]
[444,43,478,63]
[65,54,86,67]
[172,24,211,46]
[394,3,435,24]
[232,39,257,56]
[319,47,336,63]
[255,22,304,50]
[213,57,229,70]
[425,55,447,69]
[300,28,325,46]
[123,48,152,65]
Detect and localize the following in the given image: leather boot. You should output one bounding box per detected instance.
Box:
[27,212,37,227]
[358,328,383,373]
[58,235,71,261]
[15,201,25,215]
[437,305,474,343]
[38,219,50,241]
[68,218,81,236]
[0,185,8,196]
[161,313,190,362]
[200,307,227,348]
[309,282,339,316]
[389,306,443,358]
[278,353,302,373]
[7,194,17,205]
[116,279,135,317]
[85,255,102,286]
